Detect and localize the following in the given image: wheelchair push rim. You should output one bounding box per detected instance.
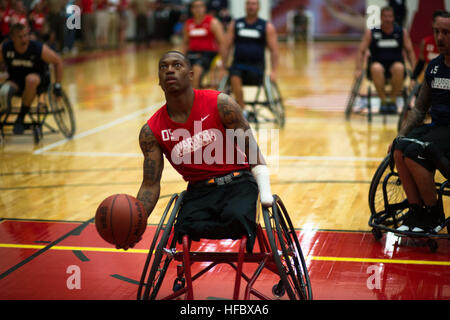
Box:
[47,86,76,138]
[368,155,408,227]
[368,155,450,248]
[140,192,184,300]
[262,195,312,300]
[137,193,180,300]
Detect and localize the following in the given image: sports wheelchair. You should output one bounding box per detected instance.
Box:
[368,138,450,252]
[0,76,75,145]
[345,63,410,130]
[137,193,312,300]
[218,74,285,128]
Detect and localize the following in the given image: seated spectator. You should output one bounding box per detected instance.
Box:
[29,0,48,42]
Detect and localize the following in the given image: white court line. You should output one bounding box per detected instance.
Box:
[32,102,163,155]
[39,151,384,162]
[40,151,143,158]
[275,155,384,162]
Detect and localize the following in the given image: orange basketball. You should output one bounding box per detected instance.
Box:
[95,194,147,250]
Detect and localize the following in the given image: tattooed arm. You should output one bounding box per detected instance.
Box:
[137,124,164,217]
[398,81,432,137]
[217,93,266,168]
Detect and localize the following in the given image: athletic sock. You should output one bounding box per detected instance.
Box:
[13,105,30,134]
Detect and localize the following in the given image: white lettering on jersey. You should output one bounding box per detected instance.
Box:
[161,129,173,141]
[189,28,208,37]
[431,77,450,90]
[172,128,217,159]
[377,39,399,48]
[431,66,439,74]
[11,59,33,67]
[237,28,261,39]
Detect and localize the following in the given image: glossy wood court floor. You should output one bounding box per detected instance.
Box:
[0,41,449,300]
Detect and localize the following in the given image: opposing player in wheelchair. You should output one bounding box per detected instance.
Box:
[0,23,74,144]
[219,0,284,128]
[346,6,416,124]
[135,51,311,299]
[368,12,450,249]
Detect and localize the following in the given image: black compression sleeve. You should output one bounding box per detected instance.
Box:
[411,59,425,80]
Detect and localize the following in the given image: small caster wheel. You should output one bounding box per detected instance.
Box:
[272,281,285,298]
[372,228,383,241]
[33,125,42,144]
[173,277,185,292]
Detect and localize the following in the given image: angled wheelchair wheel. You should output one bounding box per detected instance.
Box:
[137,193,179,300]
[368,155,408,231]
[262,195,312,300]
[47,86,76,138]
[264,76,285,128]
[345,73,364,120]
[140,192,184,300]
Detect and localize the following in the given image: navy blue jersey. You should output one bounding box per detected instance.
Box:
[2,40,48,80]
[233,17,267,67]
[369,24,404,63]
[425,55,450,125]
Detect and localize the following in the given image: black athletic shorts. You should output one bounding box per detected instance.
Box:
[367,59,405,80]
[174,171,259,253]
[229,63,264,86]
[394,123,450,172]
[186,51,218,72]
[8,71,50,95]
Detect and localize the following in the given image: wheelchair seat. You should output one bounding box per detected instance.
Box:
[218,73,285,128]
[137,192,312,300]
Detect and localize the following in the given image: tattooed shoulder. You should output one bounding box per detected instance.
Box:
[217,93,250,130]
[139,124,159,154]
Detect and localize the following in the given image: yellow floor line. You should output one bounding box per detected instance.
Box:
[0,243,449,266]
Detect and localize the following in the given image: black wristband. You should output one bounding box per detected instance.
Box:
[411,59,425,80]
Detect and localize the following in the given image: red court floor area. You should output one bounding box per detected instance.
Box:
[0,219,449,300]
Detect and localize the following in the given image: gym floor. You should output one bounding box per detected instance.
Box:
[0,42,449,300]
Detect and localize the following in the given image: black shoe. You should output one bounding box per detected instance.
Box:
[412,205,446,234]
[388,102,397,114]
[379,103,389,114]
[13,114,26,134]
[397,204,424,232]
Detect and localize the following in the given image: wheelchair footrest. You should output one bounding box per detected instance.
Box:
[173,251,272,263]
[370,223,450,239]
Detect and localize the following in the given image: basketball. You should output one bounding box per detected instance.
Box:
[95,194,148,249]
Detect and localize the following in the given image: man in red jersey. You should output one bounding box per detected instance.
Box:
[182,0,226,89]
[136,51,273,252]
[410,10,446,87]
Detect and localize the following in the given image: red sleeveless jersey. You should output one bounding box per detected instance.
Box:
[147,89,249,182]
[186,15,218,52]
[423,35,439,63]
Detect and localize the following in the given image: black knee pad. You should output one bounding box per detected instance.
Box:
[403,142,435,172]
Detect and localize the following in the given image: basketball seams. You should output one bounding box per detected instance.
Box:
[124,194,134,247]
[95,193,147,249]
[110,194,119,246]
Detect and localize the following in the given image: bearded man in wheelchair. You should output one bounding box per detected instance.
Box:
[389,12,450,234]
